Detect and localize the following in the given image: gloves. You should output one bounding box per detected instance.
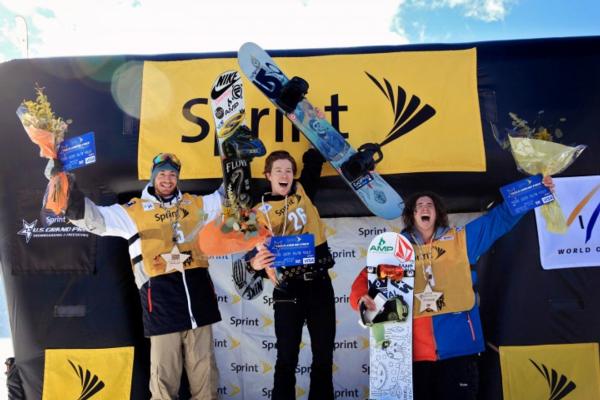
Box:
[302,148,326,165]
[65,178,85,220]
[44,158,64,180]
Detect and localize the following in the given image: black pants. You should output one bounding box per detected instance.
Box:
[271,274,336,400]
[413,354,479,400]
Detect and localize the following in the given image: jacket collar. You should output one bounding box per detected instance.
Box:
[141,183,182,207]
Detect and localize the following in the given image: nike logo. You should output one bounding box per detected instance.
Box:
[211,72,240,100]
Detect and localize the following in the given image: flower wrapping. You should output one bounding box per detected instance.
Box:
[506,113,586,233]
[17,87,71,215]
[198,189,269,256]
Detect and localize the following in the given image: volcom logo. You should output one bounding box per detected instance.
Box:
[68,360,105,400]
[529,359,576,400]
[365,72,436,146]
[395,235,414,261]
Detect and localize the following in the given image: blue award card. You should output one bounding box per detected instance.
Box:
[58,131,96,171]
[500,174,554,216]
[267,234,315,268]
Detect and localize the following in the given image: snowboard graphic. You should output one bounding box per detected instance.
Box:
[363,232,415,400]
[238,42,405,220]
[206,70,266,300]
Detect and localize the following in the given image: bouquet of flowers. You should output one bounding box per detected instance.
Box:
[197,187,269,256]
[17,86,71,215]
[504,111,586,233]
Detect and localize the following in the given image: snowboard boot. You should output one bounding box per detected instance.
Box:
[222,125,267,160]
[341,142,383,182]
[276,76,309,113]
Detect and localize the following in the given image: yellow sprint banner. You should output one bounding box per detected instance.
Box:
[139,48,484,180]
[42,346,134,400]
[500,343,600,400]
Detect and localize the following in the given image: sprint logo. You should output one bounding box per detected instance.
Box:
[228,315,273,328]
[217,383,241,397]
[365,72,436,147]
[214,336,240,350]
[530,359,576,400]
[68,360,105,400]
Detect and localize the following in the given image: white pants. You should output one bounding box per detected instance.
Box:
[149,325,219,400]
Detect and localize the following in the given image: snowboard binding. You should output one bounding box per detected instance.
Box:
[366,297,410,349]
[341,143,383,182]
[276,76,309,113]
[222,125,266,160]
[232,257,264,300]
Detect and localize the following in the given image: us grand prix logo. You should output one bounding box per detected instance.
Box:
[365,72,436,146]
[17,218,89,243]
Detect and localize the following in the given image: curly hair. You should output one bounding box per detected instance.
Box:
[263,150,297,177]
[402,191,449,232]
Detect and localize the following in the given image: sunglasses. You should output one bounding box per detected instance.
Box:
[152,153,181,172]
[377,264,404,281]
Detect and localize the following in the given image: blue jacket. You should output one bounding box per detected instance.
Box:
[412,202,524,360]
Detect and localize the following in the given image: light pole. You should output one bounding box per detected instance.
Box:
[15,16,29,58]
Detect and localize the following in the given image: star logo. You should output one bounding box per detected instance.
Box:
[17,219,38,243]
[161,246,189,273]
[415,283,443,312]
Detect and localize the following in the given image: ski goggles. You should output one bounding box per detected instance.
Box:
[376,264,404,281]
[152,153,181,173]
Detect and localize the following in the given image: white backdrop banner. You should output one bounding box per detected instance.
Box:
[209,213,479,399]
[535,175,600,270]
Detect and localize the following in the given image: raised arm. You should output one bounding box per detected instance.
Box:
[299,148,326,202]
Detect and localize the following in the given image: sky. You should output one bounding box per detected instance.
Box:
[1,0,600,62]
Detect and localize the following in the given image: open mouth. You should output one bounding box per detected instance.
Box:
[421,215,430,222]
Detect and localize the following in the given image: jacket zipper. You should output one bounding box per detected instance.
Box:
[181,269,197,328]
[466,312,476,341]
[147,281,153,313]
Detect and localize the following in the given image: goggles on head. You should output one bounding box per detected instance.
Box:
[152,153,181,173]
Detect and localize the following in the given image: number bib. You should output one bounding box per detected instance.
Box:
[123,193,209,276]
[256,183,327,245]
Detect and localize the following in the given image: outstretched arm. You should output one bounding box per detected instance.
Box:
[66,181,137,239]
[465,175,555,263]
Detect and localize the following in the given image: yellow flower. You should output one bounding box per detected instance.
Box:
[533,127,553,142]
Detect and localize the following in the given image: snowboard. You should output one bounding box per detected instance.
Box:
[363,232,415,400]
[238,42,404,220]
[209,70,265,300]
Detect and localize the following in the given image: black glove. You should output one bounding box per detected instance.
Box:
[65,178,85,220]
[302,148,326,165]
[44,158,64,180]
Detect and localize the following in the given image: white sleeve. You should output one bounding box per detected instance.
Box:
[202,190,223,222]
[70,198,138,239]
